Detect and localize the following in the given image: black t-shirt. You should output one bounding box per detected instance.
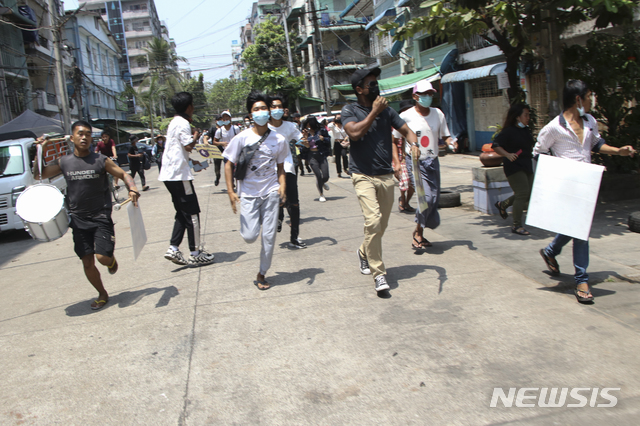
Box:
[128,143,141,169]
[341,102,406,176]
[57,152,111,218]
[492,126,535,176]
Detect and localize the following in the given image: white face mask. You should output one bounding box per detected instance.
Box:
[517,121,526,128]
[577,99,586,117]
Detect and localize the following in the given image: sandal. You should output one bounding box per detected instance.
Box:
[108,258,118,275]
[254,279,271,291]
[511,226,530,236]
[539,249,560,275]
[91,298,109,310]
[412,236,425,251]
[574,285,594,304]
[404,204,416,213]
[495,201,508,219]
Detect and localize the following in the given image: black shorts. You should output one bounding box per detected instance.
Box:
[70,215,115,259]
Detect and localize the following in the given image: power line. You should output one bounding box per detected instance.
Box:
[169,0,208,29]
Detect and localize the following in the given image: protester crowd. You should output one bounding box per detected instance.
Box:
[34,67,636,308]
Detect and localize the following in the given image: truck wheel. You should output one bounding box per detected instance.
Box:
[439,190,461,208]
[629,212,640,233]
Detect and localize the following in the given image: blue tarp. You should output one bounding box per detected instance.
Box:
[364,7,396,30]
[339,0,361,18]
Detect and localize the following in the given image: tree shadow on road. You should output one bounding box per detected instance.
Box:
[269,268,324,286]
[387,264,448,294]
[65,285,180,316]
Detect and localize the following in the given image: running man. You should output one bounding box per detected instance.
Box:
[34,120,140,310]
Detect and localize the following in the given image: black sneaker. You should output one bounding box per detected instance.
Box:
[288,239,307,249]
[277,219,282,232]
[374,275,390,291]
[215,177,220,186]
[357,249,371,275]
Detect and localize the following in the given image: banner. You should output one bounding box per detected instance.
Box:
[195,144,223,160]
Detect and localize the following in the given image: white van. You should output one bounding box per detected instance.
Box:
[0,131,68,233]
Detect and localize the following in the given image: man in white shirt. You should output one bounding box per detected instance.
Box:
[268,93,307,249]
[159,92,215,267]
[330,114,350,177]
[534,79,635,304]
[401,80,457,250]
[204,110,240,186]
[223,91,289,290]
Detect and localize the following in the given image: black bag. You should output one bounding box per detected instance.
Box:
[234,129,270,180]
[143,152,151,170]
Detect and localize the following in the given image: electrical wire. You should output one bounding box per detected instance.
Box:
[169,0,209,29]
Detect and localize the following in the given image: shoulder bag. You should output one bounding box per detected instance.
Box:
[234,129,270,180]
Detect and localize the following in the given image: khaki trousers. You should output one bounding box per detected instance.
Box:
[351,173,395,278]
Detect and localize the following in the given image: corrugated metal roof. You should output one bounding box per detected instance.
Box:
[440,62,506,84]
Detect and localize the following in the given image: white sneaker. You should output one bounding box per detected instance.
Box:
[288,239,307,249]
[319,196,326,202]
[188,250,215,266]
[164,248,188,265]
[375,275,390,292]
[323,183,330,191]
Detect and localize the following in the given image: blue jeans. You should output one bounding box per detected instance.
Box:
[544,234,589,284]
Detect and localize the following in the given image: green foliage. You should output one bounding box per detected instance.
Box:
[240,18,306,106]
[380,0,635,103]
[183,73,211,129]
[206,78,251,116]
[564,28,640,173]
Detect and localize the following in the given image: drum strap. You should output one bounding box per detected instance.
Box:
[37,143,43,183]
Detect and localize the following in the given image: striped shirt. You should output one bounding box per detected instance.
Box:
[533,113,605,163]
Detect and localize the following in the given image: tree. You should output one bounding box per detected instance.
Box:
[125,74,169,140]
[380,0,635,103]
[564,28,640,173]
[183,73,211,129]
[206,78,251,117]
[241,18,306,106]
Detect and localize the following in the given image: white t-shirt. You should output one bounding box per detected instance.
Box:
[393,107,450,159]
[158,115,194,181]
[214,125,240,143]
[268,121,302,175]
[223,128,289,197]
[330,125,347,143]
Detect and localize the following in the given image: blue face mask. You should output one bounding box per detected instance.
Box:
[221,120,231,126]
[216,121,224,126]
[252,110,270,126]
[517,122,526,128]
[417,94,433,108]
[271,109,284,120]
[577,99,586,117]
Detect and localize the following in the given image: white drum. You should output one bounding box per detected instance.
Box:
[15,184,69,242]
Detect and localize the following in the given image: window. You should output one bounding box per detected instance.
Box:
[137,57,147,68]
[472,79,501,98]
[94,17,100,30]
[86,45,92,69]
[93,91,101,105]
[337,34,350,51]
[334,0,346,10]
[419,34,448,51]
[102,54,107,74]
[93,49,99,71]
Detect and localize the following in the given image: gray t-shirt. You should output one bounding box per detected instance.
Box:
[341,102,405,176]
[57,152,111,218]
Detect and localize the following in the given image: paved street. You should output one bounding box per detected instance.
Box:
[1,154,640,425]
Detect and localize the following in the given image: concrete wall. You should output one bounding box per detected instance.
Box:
[472,93,508,147]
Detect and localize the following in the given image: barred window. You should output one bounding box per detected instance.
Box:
[472,78,501,98]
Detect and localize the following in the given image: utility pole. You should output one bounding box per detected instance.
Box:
[280,3,302,114]
[47,0,72,133]
[309,0,330,113]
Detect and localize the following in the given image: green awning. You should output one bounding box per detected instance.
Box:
[296,35,312,51]
[331,67,440,97]
[320,24,365,32]
[299,95,325,104]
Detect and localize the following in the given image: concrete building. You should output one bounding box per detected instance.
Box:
[64,10,127,121]
[0,0,78,125]
[83,0,163,88]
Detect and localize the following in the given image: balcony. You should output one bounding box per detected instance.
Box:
[34,90,59,113]
[125,29,153,39]
[122,9,151,20]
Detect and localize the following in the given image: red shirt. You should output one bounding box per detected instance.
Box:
[96,139,115,157]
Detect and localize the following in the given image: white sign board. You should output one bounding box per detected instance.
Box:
[526,155,604,241]
[497,72,510,90]
[127,201,147,260]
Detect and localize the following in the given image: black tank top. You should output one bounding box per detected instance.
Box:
[58,152,111,217]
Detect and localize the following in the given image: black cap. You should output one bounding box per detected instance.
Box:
[351,66,381,90]
[399,99,414,112]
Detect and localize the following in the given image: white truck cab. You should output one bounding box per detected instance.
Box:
[0,131,68,233]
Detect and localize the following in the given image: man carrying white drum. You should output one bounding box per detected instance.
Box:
[34,120,140,310]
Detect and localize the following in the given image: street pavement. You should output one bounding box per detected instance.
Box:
[1,153,639,425]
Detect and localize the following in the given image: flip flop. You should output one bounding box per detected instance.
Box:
[574,285,594,304]
[412,236,425,251]
[539,249,560,275]
[108,258,118,275]
[91,299,108,310]
[404,205,416,213]
[495,201,508,219]
[254,279,271,291]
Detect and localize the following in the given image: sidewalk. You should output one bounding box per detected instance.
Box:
[0,155,639,425]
